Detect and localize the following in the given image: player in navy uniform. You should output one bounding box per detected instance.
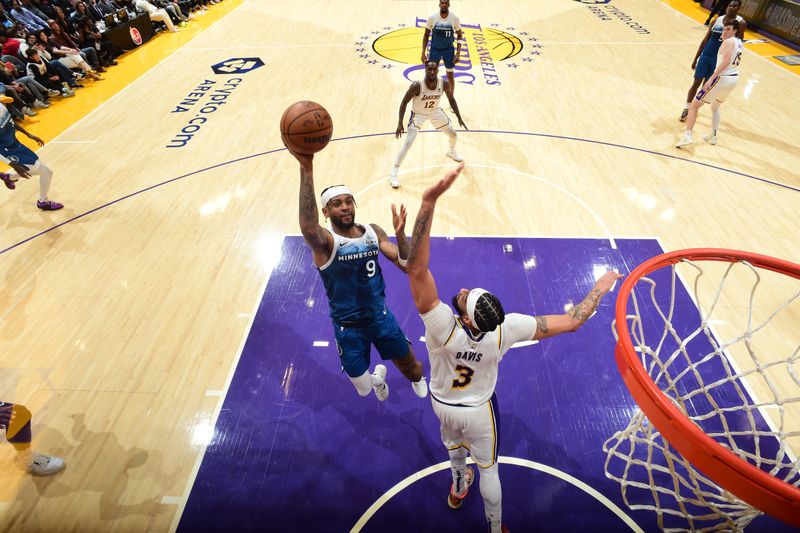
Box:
[0,97,63,210]
[288,147,428,402]
[421,0,462,94]
[1,401,65,476]
[680,0,745,121]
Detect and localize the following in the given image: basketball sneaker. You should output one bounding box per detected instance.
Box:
[703,133,718,145]
[372,364,389,401]
[679,108,689,122]
[675,131,693,148]
[1,172,16,190]
[37,199,64,211]
[16,453,66,476]
[447,465,474,510]
[411,376,428,398]
[389,166,400,189]
[446,150,464,162]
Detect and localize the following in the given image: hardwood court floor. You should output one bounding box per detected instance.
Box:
[0,0,797,531]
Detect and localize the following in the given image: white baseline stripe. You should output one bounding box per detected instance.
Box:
[168,233,285,533]
[349,456,643,532]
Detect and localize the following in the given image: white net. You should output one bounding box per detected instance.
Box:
[603,256,800,532]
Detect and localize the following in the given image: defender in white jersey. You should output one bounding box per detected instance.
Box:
[398,164,622,532]
[389,60,467,189]
[677,20,744,148]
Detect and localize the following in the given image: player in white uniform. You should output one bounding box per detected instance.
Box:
[677,20,744,148]
[397,163,622,532]
[389,59,467,189]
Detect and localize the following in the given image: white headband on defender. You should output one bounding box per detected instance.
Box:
[320,185,354,207]
[466,288,489,330]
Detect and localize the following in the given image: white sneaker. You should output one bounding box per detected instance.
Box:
[675,131,693,148]
[446,150,463,162]
[703,134,718,145]
[411,376,428,398]
[372,364,389,401]
[17,453,66,476]
[389,167,400,189]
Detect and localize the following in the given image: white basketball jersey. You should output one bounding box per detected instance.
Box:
[719,37,743,76]
[421,302,537,406]
[411,77,444,115]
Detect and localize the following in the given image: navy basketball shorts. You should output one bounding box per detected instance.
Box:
[694,55,716,82]
[334,309,410,377]
[429,46,456,71]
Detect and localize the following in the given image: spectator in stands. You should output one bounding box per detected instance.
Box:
[134,0,179,32]
[75,15,119,67]
[26,47,78,96]
[0,4,21,32]
[9,0,49,33]
[31,29,86,88]
[46,19,104,76]
[0,59,61,109]
[30,0,58,21]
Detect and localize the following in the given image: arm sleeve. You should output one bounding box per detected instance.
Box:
[499,313,538,353]
[420,301,458,349]
[453,16,461,32]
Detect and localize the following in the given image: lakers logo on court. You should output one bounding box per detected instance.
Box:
[355,19,543,87]
[211,57,265,75]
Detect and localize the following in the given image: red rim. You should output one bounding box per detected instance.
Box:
[614,248,800,527]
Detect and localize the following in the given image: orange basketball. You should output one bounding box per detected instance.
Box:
[280,101,334,155]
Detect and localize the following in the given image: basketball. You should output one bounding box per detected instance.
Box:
[280,101,334,155]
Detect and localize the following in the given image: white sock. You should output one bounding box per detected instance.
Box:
[394,127,417,167]
[349,370,373,397]
[480,464,503,530]
[710,101,721,132]
[38,164,53,201]
[448,447,468,494]
[445,126,457,151]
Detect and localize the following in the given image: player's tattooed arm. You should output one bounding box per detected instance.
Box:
[298,165,329,253]
[407,208,431,271]
[567,288,602,324]
[531,271,622,340]
[535,316,549,335]
[372,223,408,271]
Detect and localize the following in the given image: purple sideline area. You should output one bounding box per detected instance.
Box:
[177,236,793,532]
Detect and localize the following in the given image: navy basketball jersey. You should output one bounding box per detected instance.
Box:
[0,106,37,166]
[317,224,387,323]
[426,12,461,50]
[702,15,744,57]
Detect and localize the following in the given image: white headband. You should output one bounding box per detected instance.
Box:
[320,185,354,207]
[466,288,489,331]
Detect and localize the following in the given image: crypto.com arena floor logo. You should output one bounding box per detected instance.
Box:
[211,57,265,75]
[355,18,543,87]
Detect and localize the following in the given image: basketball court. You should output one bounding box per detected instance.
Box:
[0,0,798,531]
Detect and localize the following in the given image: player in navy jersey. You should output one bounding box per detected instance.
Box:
[1,401,65,475]
[680,0,745,122]
[421,0,462,94]
[289,147,428,402]
[0,98,63,210]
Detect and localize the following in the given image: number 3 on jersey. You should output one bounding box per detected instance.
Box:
[451,364,474,389]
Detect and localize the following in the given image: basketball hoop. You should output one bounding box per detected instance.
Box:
[604,249,800,531]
